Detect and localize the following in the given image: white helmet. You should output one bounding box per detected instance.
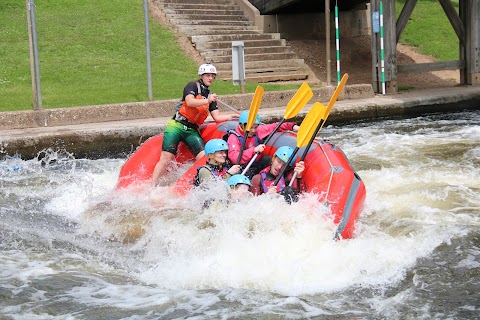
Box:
[198,63,217,76]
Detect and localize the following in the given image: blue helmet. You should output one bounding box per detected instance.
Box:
[239,110,261,125]
[204,139,229,156]
[227,174,251,187]
[274,146,294,164]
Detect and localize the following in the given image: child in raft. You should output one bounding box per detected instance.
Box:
[193,139,241,187]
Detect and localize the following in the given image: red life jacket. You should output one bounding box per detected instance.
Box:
[178,82,209,125]
[259,167,286,194]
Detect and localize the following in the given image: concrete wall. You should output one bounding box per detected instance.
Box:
[231,0,263,30]
[232,0,371,40]
[262,8,371,40]
[0,85,375,130]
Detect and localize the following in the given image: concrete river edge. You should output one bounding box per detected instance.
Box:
[1,85,479,159]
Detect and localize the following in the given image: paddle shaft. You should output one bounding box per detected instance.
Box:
[216,98,240,114]
[236,131,249,164]
[236,85,264,165]
[240,119,285,175]
[240,82,313,175]
[288,119,324,186]
[286,74,348,186]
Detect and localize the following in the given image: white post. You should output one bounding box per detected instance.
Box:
[28,0,42,109]
[325,0,331,86]
[380,1,386,95]
[335,2,341,83]
[144,0,153,101]
[232,41,246,93]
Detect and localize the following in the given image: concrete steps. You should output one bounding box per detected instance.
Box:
[190,33,281,42]
[195,39,286,50]
[169,18,251,26]
[202,45,294,57]
[153,0,313,83]
[159,0,228,4]
[214,59,308,81]
[206,52,298,63]
[177,25,259,36]
[161,3,239,11]
[167,14,250,22]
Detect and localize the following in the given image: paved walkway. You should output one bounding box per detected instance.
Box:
[1,86,479,159]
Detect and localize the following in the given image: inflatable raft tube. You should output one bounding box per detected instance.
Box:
[116,121,366,239]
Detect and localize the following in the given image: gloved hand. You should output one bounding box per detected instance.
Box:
[280,186,299,204]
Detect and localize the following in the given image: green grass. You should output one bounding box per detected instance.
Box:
[396,0,459,61]
[1,1,459,111]
[0,0,298,111]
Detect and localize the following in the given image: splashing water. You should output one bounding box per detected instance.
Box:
[1,111,479,319]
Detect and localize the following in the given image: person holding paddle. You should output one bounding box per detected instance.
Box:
[249,73,350,203]
[151,64,239,186]
[226,110,300,178]
[249,146,305,202]
[236,82,314,179]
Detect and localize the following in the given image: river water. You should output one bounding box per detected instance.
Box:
[1,110,479,319]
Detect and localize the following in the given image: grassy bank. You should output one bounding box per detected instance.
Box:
[1,0,459,111]
[396,0,459,61]
[0,0,298,112]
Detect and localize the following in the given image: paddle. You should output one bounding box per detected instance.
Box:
[272,102,326,186]
[287,73,349,186]
[236,85,264,164]
[241,82,313,174]
[318,73,349,132]
[217,98,240,114]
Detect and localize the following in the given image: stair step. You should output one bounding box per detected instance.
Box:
[171,19,251,26]
[157,0,232,4]
[218,71,309,83]
[161,3,239,10]
[164,9,244,16]
[215,59,306,70]
[177,25,258,34]
[184,29,260,37]
[207,52,298,63]
[201,46,293,57]
[219,66,306,77]
[195,39,286,50]
[190,33,279,43]
[166,13,249,22]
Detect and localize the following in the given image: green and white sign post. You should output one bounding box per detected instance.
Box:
[380,1,386,95]
[335,2,341,83]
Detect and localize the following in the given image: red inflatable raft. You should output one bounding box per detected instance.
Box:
[116,121,366,239]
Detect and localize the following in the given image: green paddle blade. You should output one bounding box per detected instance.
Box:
[245,85,264,131]
[284,82,313,119]
[296,102,326,148]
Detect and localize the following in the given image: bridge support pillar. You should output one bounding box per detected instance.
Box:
[371,0,397,94]
[461,0,480,85]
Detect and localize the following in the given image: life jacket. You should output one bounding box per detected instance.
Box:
[223,129,260,147]
[259,167,286,194]
[178,82,209,125]
[193,162,229,186]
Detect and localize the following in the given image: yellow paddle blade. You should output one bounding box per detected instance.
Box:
[317,73,348,132]
[323,73,348,122]
[296,102,326,148]
[284,82,313,119]
[245,85,264,131]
